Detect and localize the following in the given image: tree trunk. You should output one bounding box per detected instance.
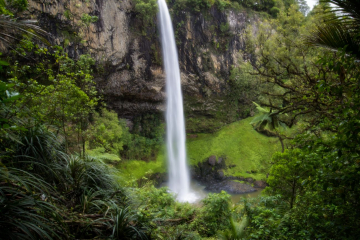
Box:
[278,135,284,153]
[290,180,296,209]
[82,139,85,157]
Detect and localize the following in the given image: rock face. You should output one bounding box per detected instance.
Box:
[23,0,260,130]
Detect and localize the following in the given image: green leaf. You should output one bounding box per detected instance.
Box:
[0,60,9,66]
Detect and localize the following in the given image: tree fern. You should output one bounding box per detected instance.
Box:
[218,216,249,240]
[250,102,287,152]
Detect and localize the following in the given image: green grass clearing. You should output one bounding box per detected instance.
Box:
[117,117,281,181]
[187,117,281,180]
[87,147,121,162]
[117,148,166,183]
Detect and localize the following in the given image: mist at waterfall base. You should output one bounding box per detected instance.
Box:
[158,0,198,202]
[160,181,264,203]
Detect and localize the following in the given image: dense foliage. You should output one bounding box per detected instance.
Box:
[235,0,360,239]
[1,0,360,239]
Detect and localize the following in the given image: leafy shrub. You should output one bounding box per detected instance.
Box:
[64,9,72,20]
[227,63,260,120]
[81,13,98,26]
[270,7,280,17]
[220,22,230,33]
[186,0,214,12]
[134,186,175,212]
[6,41,98,153]
[87,108,123,155]
[191,191,231,236]
[241,195,289,239]
[133,0,157,27]
[215,0,231,11]
[265,149,317,208]
[0,0,27,14]
[121,133,159,160]
[230,1,242,10]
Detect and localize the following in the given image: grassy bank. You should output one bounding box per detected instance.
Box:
[187,117,281,180]
[118,117,281,181]
[117,153,166,184]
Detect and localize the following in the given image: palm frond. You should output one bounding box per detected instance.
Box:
[322,0,360,25]
[0,167,63,239]
[79,188,107,214]
[110,206,148,240]
[12,126,66,182]
[251,113,272,124]
[306,22,360,58]
[53,154,120,205]
[0,15,50,46]
[218,216,249,240]
[307,0,360,59]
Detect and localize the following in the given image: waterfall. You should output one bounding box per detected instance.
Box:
[158,0,195,202]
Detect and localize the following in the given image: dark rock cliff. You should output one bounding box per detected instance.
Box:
[24,0,260,132]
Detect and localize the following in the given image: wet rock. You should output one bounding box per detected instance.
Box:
[125,119,134,131]
[208,155,216,166]
[163,175,169,182]
[239,176,246,181]
[254,180,267,188]
[205,180,256,194]
[216,170,225,180]
[192,157,261,194]
[189,168,196,179]
[245,177,255,183]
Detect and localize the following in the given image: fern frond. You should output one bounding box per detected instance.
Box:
[252,101,270,113]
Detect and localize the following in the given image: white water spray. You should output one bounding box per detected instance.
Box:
[158,0,196,202]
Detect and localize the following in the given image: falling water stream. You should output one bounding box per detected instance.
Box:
[158,0,197,202]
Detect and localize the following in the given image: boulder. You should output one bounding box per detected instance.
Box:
[245,177,255,183]
[208,155,216,166]
[254,180,267,188]
[216,170,225,180]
